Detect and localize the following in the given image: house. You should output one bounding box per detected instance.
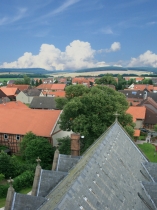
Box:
[0,109,72,153]
[5,120,157,210]
[36,84,66,92]
[0,89,7,98]
[7,80,16,85]
[29,97,57,110]
[42,78,54,84]
[7,84,30,91]
[126,106,146,128]
[128,84,154,92]
[40,91,66,98]
[119,90,145,106]
[72,77,92,87]
[0,87,20,100]
[16,88,41,104]
[138,97,157,129]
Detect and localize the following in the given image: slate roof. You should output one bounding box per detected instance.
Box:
[23,88,41,96]
[118,90,145,99]
[0,109,61,137]
[0,97,10,104]
[146,92,157,103]
[40,121,156,210]
[29,97,57,109]
[8,121,157,210]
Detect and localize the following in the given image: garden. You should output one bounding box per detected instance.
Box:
[0,132,55,207]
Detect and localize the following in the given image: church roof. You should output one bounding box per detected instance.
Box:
[40,121,156,210]
[9,121,157,210]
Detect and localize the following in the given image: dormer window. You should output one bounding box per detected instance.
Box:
[4,134,8,140]
[16,135,20,140]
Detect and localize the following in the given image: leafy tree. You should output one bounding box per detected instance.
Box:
[55,97,68,110]
[116,74,127,90]
[57,136,71,155]
[95,74,117,86]
[58,85,134,152]
[127,78,136,85]
[142,78,153,84]
[31,79,35,86]
[35,80,39,86]
[23,75,30,85]
[65,84,89,100]
[39,79,43,85]
[20,132,55,169]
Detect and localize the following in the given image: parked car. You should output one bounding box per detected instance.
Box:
[139,128,150,133]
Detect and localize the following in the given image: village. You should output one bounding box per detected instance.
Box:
[1,74,157,210]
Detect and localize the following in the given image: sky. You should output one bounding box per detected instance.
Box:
[0,0,157,71]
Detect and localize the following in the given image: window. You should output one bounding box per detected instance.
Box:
[16,135,20,140]
[4,134,8,140]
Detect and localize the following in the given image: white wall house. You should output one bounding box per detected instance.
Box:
[16,91,34,104]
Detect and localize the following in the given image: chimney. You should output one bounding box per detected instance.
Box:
[71,133,80,156]
[5,178,15,210]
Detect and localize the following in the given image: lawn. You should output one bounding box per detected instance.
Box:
[137,143,157,162]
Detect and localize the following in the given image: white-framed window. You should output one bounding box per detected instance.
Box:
[4,134,8,140]
[16,135,20,140]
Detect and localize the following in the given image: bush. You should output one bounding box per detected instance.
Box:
[0,184,9,198]
[138,136,146,140]
[13,171,34,192]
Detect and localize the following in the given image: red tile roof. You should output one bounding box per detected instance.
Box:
[126,106,146,122]
[7,84,29,91]
[134,129,140,137]
[37,84,66,90]
[51,84,66,90]
[0,109,61,137]
[0,87,18,96]
[42,91,66,97]
[133,84,153,91]
[0,101,29,109]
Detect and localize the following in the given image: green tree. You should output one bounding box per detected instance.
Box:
[65,84,89,100]
[95,74,117,86]
[39,79,43,85]
[20,132,55,169]
[23,75,30,85]
[58,85,134,152]
[55,97,68,110]
[57,136,71,155]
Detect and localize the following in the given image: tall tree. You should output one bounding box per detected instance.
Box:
[95,74,117,86]
[58,85,134,152]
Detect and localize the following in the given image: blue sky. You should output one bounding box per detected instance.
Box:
[0,0,157,70]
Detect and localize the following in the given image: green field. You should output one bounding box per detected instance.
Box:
[0,78,19,82]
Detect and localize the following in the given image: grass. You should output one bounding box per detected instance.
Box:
[0,187,32,208]
[0,78,19,82]
[0,198,6,208]
[137,143,157,162]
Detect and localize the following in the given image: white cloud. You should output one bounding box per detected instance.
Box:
[105,42,121,53]
[128,50,157,67]
[0,40,123,70]
[1,40,97,70]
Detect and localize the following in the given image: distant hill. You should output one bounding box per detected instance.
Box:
[0,68,74,74]
[0,66,157,75]
[75,66,157,73]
